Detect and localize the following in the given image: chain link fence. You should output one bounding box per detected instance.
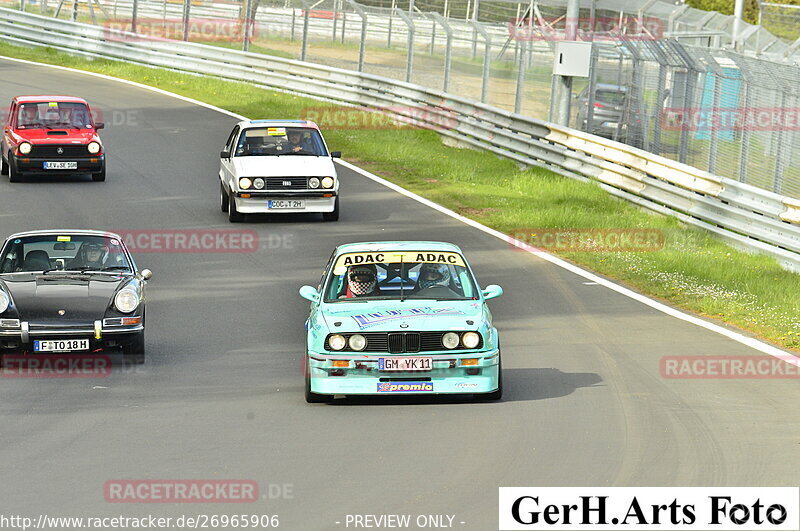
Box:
[4,0,800,196]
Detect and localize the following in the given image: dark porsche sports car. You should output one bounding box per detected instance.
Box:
[0,230,151,364]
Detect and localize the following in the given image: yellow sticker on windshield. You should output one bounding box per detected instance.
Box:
[267,127,286,136]
[56,236,71,242]
[48,102,58,108]
[333,251,465,275]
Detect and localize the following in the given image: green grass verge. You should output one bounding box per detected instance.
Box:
[1,40,798,351]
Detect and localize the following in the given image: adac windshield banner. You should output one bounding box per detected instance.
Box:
[499,487,799,530]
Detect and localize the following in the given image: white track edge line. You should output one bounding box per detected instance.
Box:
[3,55,798,366]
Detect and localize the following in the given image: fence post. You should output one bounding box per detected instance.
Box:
[345,0,367,72]
[773,92,787,194]
[471,21,492,103]
[707,73,722,175]
[396,9,415,83]
[432,12,453,92]
[242,0,253,52]
[514,40,526,114]
[300,0,310,61]
[181,0,190,41]
[738,82,751,183]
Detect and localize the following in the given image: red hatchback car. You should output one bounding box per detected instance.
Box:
[1,95,106,182]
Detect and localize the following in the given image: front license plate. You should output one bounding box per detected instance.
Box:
[378,357,432,371]
[268,199,305,209]
[34,339,90,352]
[43,161,78,170]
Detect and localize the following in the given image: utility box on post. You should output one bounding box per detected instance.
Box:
[552,41,592,77]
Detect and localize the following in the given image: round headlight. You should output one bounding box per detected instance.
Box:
[239,178,252,190]
[0,292,9,314]
[321,177,335,189]
[253,178,265,190]
[87,141,101,154]
[442,332,459,349]
[349,334,366,351]
[114,289,140,313]
[329,334,346,351]
[308,177,320,189]
[462,332,480,349]
[19,142,32,155]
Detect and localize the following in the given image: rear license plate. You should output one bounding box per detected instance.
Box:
[378,357,432,371]
[268,200,304,209]
[34,339,90,352]
[43,161,78,170]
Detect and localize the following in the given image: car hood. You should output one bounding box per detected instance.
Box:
[319,300,484,333]
[1,273,126,322]
[232,156,335,177]
[15,128,99,144]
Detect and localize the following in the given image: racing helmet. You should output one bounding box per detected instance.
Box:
[418,263,450,290]
[81,241,107,264]
[347,264,377,296]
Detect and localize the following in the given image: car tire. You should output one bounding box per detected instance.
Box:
[228,192,243,222]
[477,356,503,401]
[322,196,339,222]
[304,356,332,403]
[0,153,7,176]
[92,166,106,182]
[123,330,146,365]
[220,182,229,213]
[7,153,19,183]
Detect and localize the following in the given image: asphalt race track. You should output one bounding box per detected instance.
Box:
[0,58,798,530]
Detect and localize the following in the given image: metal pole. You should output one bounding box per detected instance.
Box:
[397,9,415,83]
[733,0,745,51]
[345,0,367,72]
[291,5,296,41]
[430,15,436,55]
[678,69,694,164]
[514,41,526,113]
[131,0,138,32]
[551,0,579,125]
[432,13,453,92]
[471,21,491,103]
[182,0,190,41]
[71,0,77,22]
[707,74,721,175]
[387,0,394,47]
[652,63,667,154]
[738,82,751,183]
[470,0,479,58]
[332,0,339,42]
[773,92,787,193]
[585,46,598,133]
[301,0,310,60]
[341,10,346,43]
[243,0,253,52]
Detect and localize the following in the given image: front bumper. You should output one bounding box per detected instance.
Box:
[15,156,105,174]
[307,349,500,395]
[0,320,142,353]
[234,192,337,214]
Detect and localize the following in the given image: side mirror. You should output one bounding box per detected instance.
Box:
[482,285,503,300]
[220,150,230,159]
[140,268,153,280]
[299,285,320,302]
[330,151,342,158]
[95,122,105,130]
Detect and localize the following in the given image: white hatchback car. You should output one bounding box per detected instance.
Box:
[219,120,341,222]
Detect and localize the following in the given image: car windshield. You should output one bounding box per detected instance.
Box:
[595,90,627,105]
[0,235,132,274]
[16,102,94,130]
[235,127,327,157]
[323,251,477,302]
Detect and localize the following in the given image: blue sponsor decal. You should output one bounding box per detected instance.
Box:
[352,307,464,329]
[377,381,434,393]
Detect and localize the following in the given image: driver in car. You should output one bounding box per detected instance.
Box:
[287,130,312,153]
[339,264,379,298]
[18,105,39,128]
[415,263,451,291]
[66,242,107,270]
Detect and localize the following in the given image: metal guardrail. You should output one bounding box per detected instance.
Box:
[1,7,799,271]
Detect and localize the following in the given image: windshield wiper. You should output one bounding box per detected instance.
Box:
[101,266,130,272]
